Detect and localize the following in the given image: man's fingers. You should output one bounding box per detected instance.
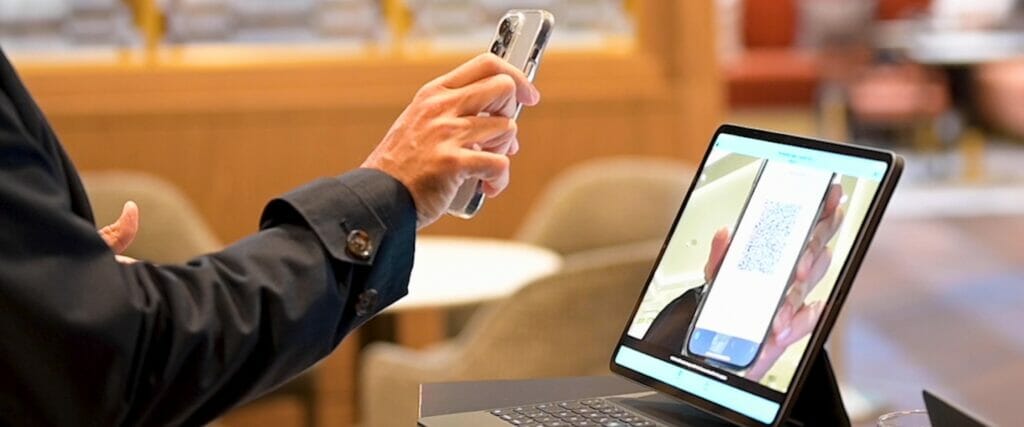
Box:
[704,228,732,282]
[475,127,518,156]
[453,73,520,117]
[813,204,844,253]
[804,184,844,259]
[777,301,825,347]
[820,183,843,220]
[99,201,139,254]
[455,116,517,150]
[805,248,833,290]
[794,200,845,284]
[440,53,539,106]
[481,168,510,197]
[458,150,510,196]
[789,246,833,310]
[771,302,797,337]
[811,185,844,251]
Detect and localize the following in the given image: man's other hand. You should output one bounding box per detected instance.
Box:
[362,53,541,228]
[99,201,140,264]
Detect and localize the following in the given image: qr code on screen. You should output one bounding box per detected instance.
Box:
[737,201,802,274]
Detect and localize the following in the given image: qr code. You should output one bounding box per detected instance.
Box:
[737,201,801,274]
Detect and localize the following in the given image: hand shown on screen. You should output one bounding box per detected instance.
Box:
[362,53,540,228]
[703,184,845,381]
[98,201,140,264]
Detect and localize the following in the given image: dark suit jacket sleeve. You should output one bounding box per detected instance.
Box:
[0,105,418,425]
[641,287,701,354]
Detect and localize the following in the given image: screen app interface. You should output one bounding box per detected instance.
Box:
[618,132,890,424]
[689,161,834,368]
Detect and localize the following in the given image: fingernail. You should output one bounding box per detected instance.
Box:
[778,327,791,341]
[530,85,540,103]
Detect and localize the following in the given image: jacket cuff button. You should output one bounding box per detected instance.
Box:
[345,229,373,261]
[355,289,379,316]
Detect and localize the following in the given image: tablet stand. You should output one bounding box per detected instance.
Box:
[610,351,850,426]
[783,351,850,426]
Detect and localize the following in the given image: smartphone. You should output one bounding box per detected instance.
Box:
[447,9,554,219]
[686,159,836,369]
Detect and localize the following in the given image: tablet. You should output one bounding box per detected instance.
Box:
[611,124,903,426]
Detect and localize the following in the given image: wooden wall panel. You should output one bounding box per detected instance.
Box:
[45,80,688,243]
[25,49,690,243]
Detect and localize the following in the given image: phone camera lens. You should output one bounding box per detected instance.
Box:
[499,18,515,45]
[490,41,504,55]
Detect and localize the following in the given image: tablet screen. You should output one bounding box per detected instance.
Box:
[613,126,897,425]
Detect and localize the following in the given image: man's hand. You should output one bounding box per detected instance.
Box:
[98,201,140,264]
[362,53,540,228]
[703,184,845,380]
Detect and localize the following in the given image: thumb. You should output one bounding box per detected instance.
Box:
[704,227,732,281]
[777,301,825,348]
[99,201,139,254]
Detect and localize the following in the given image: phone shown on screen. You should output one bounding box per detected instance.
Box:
[447,9,554,219]
[687,159,836,369]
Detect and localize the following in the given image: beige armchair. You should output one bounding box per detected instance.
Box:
[358,244,661,427]
[514,156,694,257]
[448,156,693,332]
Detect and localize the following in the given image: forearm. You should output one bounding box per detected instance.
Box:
[122,170,418,424]
[0,168,416,425]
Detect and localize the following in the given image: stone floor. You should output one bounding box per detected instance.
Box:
[840,214,1024,426]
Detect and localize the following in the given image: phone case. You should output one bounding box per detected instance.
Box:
[447,9,554,219]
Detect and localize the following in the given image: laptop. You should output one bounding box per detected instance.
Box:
[419,124,904,427]
[924,390,992,427]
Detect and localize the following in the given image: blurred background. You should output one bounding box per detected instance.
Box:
[3,0,1024,425]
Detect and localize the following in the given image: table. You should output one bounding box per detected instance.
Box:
[909,29,1024,125]
[909,30,1024,67]
[385,236,562,349]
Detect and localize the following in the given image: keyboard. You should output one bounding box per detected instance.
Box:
[489,398,660,427]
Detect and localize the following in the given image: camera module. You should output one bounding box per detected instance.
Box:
[490,40,505,56]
